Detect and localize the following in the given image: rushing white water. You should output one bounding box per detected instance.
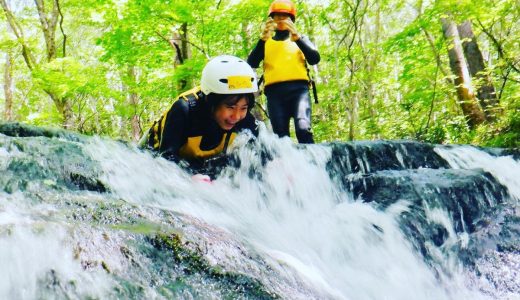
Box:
[435,146,520,300]
[435,146,520,201]
[85,130,509,300]
[0,191,115,300]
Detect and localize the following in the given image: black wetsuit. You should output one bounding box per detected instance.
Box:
[247,30,320,144]
[145,89,258,169]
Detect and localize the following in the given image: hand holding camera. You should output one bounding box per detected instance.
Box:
[282,18,300,41]
[261,18,276,41]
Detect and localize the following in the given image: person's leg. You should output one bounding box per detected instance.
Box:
[266,93,291,138]
[292,88,314,144]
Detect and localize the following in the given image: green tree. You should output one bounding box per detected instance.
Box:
[0,0,518,147]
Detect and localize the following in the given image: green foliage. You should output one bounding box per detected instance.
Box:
[33,58,88,99]
[1,0,519,148]
[475,94,520,148]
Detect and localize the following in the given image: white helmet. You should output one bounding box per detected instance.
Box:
[200,55,258,95]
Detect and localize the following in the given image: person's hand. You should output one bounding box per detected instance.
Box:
[191,174,212,183]
[282,19,300,41]
[261,18,276,41]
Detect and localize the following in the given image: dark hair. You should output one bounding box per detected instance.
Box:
[206,93,255,112]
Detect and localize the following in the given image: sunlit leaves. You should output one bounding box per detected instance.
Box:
[1,0,518,146]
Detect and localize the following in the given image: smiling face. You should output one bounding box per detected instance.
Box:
[213,96,249,130]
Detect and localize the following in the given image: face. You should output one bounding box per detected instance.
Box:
[213,96,249,130]
[272,13,292,30]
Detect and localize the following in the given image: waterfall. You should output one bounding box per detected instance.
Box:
[435,145,520,199]
[1,123,518,299]
[88,128,518,299]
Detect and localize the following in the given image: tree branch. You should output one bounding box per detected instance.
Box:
[55,0,67,57]
[0,0,36,69]
[155,30,208,59]
[476,18,520,74]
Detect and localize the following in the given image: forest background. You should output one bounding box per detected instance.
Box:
[1,0,519,147]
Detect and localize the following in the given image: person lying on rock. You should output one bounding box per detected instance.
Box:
[139,55,260,182]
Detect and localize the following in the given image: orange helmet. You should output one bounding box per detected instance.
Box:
[268,0,296,20]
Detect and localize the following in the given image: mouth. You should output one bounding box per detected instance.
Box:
[224,121,237,128]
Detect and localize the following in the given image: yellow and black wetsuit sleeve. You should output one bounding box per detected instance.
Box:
[159,99,190,161]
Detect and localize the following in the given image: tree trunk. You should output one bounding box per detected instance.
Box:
[441,18,485,129]
[2,0,72,127]
[35,0,73,128]
[4,17,15,121]
[364,0,381,136]
[348,92,359,141]
[458,20,500,120]
[180,23,190,62]
[168,23,190,90]
[34,0,59,61]
[347,61,358,141]
[179,23,190,89]
[342,0,365,141]
[4,52,14,121]
[127,66,141,142]
[51,93,74,129]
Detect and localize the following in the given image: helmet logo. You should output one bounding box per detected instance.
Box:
[227,76,253,90]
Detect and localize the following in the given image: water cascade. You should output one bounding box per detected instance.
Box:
[0,122,518,299]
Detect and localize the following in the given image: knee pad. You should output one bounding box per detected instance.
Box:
[295,118,311,131]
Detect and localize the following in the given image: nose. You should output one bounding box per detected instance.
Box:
[230,108,242,121]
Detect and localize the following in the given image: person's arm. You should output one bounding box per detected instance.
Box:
[282,19,320,65]
[159,100,190,161]
[247,18,275,68]
[295,36,320,65]
[247,40,266,68]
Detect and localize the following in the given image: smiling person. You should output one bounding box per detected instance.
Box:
[140,55,259,176]
[247,0,320,144]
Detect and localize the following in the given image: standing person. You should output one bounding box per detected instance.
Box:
[140,55,259,177]
[247,0,320,144]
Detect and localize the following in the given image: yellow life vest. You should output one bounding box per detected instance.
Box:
[264,38,309,86]
[179,133,236,160]
[147,86,202,151]
[145,86,242,161]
